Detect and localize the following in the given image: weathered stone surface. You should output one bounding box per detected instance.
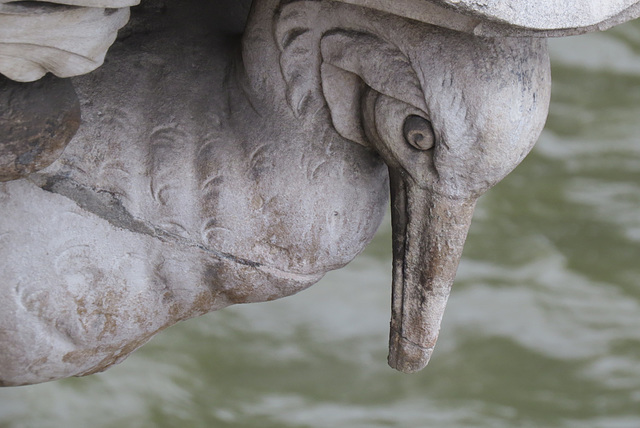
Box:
[334,0,640,36]
[0,0,638,386]
[3,0,640,83]
[0,0,388,385]
[0,1,136,81]
[0,74,80,181]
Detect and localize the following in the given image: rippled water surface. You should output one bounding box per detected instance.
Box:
[2,19,640,428]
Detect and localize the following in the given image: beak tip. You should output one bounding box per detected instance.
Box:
[388,331,433,374]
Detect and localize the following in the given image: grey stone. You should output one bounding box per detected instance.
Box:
[0,1,135,81]
[336,0,640,37]
[0,0,638,385]
[0,74,80,181]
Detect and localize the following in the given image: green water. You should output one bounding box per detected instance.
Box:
[2,21,640,428]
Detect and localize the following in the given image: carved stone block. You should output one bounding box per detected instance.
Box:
[1,0,639,385]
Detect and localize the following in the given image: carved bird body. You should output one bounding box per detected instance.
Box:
[1,0,638,385]
[0,2,389,385]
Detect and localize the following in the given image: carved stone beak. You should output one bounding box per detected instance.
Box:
[387,168,476,373]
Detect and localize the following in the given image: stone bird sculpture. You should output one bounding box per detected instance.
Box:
[1,0,639,385]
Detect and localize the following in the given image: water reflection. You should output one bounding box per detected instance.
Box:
[2,19,640,428]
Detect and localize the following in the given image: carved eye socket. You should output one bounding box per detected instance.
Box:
[403,115,435,151]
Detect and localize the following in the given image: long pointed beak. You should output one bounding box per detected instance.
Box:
[387,168,476,373]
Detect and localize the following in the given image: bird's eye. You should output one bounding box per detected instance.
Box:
[403,115,435,151]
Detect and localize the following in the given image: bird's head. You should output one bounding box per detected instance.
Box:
[243,0,551,372]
